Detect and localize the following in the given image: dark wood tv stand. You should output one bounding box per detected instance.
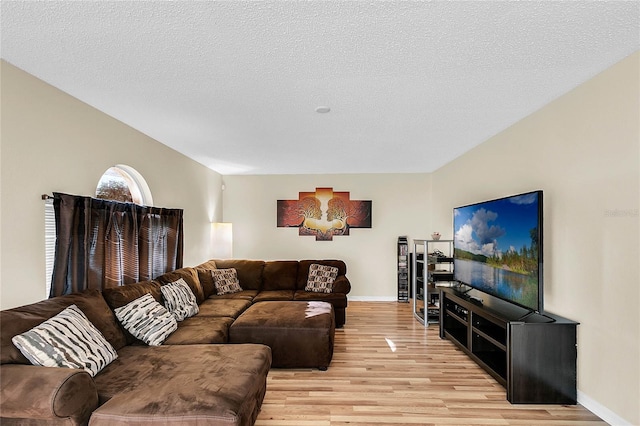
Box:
[439,286,578,404]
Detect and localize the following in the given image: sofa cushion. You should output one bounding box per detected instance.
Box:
[194,259,218,298]
[208,289,258,300]
[163,316,234,345]
[1,289,126,365]
[261,260,299,291]
[12,304,118,377]
[305,263,339,293]
[160,278,199,321]
[155,267,205,304]
[296,260,347,291]
[197,298,252,318]
[328,275,351,295]
[102,280,163,310]
[91,344,272,426]
[114,294,177,346]
[212,268,243,295]
[252,290,295,302]
[213,259,265,291]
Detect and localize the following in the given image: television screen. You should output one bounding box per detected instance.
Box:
[453,190,543,312]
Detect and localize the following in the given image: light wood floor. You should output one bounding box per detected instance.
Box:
[256,301,604,426]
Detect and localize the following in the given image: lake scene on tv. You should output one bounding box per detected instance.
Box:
[453,192,541,311]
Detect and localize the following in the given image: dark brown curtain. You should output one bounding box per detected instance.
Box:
[50,192,183,297]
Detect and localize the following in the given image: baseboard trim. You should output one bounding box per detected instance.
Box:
[348,296,398,302]
[577,390,631,425]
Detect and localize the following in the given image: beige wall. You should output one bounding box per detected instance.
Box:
[0,60,224,309]
[222,173,432,299]
[431,52,639,425]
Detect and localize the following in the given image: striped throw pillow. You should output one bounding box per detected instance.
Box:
[305,264,339,293]
[114,293,177,346]
[12,304,118,377]
[211,268,242,295]
[161,278,199,321]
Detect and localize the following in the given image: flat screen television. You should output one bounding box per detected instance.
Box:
[453,190,543,313]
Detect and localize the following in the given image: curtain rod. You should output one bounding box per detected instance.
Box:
[41,194,54,200]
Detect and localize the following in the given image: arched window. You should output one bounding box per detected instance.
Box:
[95,164,153,205]
[45,165,154,297]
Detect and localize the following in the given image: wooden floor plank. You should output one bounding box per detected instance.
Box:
[255,301,605,425]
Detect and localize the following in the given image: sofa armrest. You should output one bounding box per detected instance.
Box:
[0,364,98,425]
[333,276,351,294]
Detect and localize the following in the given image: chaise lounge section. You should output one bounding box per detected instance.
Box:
[0,289,272,426]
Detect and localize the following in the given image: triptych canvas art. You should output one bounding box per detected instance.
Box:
[277,187,372,241]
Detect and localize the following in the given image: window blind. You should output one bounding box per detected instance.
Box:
[44,198,56,297]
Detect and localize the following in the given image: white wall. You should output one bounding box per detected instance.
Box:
[222,173,432,299]
[430,52,639,425]
[0,60,224,309]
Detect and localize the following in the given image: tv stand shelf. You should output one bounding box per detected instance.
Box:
[439,287,578,404]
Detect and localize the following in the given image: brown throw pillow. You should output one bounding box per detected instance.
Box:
[305,264,338,293]
[211,268,242,295]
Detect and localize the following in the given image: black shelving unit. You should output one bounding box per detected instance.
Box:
[397,236,409,302]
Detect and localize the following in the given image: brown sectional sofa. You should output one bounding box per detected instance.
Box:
[0,259,350,425]
[203,259,350,328]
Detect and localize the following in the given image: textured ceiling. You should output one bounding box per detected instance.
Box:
[2,1,639,175]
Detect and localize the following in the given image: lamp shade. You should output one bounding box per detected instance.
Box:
[211,223,233,259]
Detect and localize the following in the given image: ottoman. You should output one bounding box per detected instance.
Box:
[229,301,335,370]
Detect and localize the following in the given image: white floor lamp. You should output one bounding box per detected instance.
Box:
[211,222,233,259]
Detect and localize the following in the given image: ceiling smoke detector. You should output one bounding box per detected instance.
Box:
[315,106,331,113]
